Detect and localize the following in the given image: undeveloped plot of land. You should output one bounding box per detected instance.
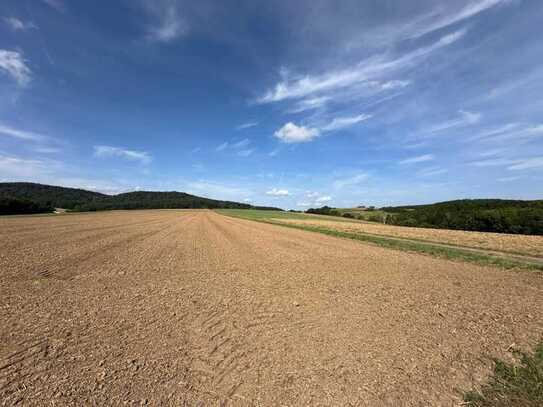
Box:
[1,210,542,405]
[273,217,543,257]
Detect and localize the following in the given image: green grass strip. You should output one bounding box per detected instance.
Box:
[217,210,543,272]
[463,342,543,407]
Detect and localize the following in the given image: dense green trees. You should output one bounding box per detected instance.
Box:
[0,182,105,209]
[0,197,53,215]
[382,200,543,235]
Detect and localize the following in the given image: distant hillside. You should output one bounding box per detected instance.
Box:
[0,182,281,214]
[381,199,543,235]
[0,182,106,210]
[382,199,543,212]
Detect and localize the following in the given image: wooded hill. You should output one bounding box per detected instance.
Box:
[0,182,280,214]
[381,199,543,235]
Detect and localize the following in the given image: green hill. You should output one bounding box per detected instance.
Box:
[0,182,281,214]
[381,199,543,235]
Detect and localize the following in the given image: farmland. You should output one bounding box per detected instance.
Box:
[1,209,542,405]
[220,209,543,263]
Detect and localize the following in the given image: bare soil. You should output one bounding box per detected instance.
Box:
[1,210,542,406]
[274,218,543,257]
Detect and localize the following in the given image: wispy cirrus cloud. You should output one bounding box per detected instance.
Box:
[41,0,66,13]
[93,145,152,164]
[215,138,255,156]
[395,0,509,41]
[508,157,543,171]
[399,154,435,165]
[471,123,543,143]
[0,50,32,87]
[236,122,258,130]
[257,29,466,105]
[0,154,61,177]
[3,17,37,31]
[417,167,448,177]
[420,110,481,137]
[321,113,372,132]
[333,172,369,189]
[142,1,188,42]
[0,122,45,141]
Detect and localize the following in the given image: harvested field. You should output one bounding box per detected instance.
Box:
[1,210,542,405]
[272,218,543,257]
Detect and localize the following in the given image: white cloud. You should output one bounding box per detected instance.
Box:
[348,0,510,48]
[41,0,66,12]
[3,17,37,31]
[417,167,448,177]
[473,124,543,143]
[237,149,254,157]
[93,145,152,164]
[236,122,258,130]
[0,154,59,178]
[257,30,465,104]
[274,122,320,143]
[333,173,369,189]
[289,96,331,113]
[0,122,45,141]
[243,198,252,203]
[423,110,481,136]
[231,138,250,149]
[498,176,521,182]
[266,188,290,196]
[470,158,516,167]
[508,157,543,171]
[216,138,254,156]
[315,196,332,204]
[399,154,434,165]
[321,113,372,132]
[144,1,188,42]
[297,202,312,207]
[0,50,32,87]
[409,0,508,40]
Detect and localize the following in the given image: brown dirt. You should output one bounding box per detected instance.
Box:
[1,210,542,406]
[273,218,543,257]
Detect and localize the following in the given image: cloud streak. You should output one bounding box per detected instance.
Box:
[143,1,188,42]
[266,188,290,196]
[93,145,152,164]
[0,50,32,86]
[257,29,466,105]
[0,123,45,141]
[3,17,37,31]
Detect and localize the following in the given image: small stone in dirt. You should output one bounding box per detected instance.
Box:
[293,301,300,307]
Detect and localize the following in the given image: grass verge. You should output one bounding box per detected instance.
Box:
[217,210,543,271]
[463,342,543,407]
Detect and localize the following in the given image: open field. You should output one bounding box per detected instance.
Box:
[219,209,543,259]
[273,218,543,258]
[1,210,543,405]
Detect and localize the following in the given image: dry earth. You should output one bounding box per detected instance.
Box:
[274,218,543,257]
[1,210,542,406]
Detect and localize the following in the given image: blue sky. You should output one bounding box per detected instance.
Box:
[1,0,543,209]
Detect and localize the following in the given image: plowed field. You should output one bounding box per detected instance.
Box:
[1,210,542,406]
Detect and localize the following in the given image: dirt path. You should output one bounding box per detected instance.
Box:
[1,210,542,406]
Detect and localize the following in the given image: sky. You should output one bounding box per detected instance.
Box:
[1,0,543,209]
